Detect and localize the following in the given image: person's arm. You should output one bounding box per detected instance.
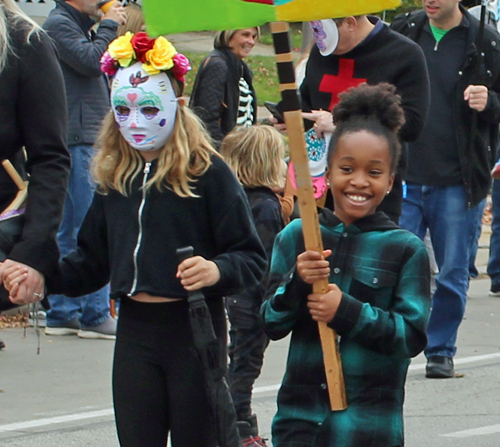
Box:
[471,35,500,124]
[8,31,70,278]
[47,193,110,297]
[189,56,228,144]
[44,15,119,78]
[394,42,430,143]
[261,221,311,340]
[327,239,431,359]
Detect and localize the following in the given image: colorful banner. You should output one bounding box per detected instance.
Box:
[143,0,401,37]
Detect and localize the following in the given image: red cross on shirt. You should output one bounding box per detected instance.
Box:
[319,59,367,110]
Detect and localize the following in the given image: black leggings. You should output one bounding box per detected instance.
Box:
[113,298,225,447]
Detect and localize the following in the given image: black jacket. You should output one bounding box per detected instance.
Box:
[43,0,118,147]
[391,6,500,208]
[0,16,70,277]
[48,157,267,302]
[189,48,257,147]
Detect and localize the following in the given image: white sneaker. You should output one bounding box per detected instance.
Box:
[45,318,80,336]
[78,317,117,340]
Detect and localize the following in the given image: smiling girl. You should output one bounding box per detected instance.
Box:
[261,83,431,447]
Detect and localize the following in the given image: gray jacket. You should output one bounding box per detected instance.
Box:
[43,0,118,147]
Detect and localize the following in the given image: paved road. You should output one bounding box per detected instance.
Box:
[1,276,499,446]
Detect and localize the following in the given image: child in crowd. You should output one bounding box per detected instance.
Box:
[261,83,431,447]
[221,125,286,447]
[4,34,266,447]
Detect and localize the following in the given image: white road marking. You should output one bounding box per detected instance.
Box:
[0,409,113,433]
[0,352,499,435]
[441,424,500,438]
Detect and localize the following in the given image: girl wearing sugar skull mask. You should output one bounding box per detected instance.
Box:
[4,32,266,447]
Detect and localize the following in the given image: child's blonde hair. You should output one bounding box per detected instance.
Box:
[220,125,286,191]
[93,73,220,198]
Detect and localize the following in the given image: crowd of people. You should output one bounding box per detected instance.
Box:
[1,0,499,446]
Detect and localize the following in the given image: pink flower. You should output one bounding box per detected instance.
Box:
[100,51,118,76]
[171,53,191,82]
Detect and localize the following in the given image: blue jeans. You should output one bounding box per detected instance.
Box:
[488,179,500,290]
[400,183,482,358]
[47,145,110,328]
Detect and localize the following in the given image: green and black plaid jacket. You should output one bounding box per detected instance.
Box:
[261,210,431,447]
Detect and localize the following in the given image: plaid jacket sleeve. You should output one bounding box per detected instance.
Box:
[261,220,312,340]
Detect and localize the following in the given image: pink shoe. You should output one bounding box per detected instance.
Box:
[241,436,268,447]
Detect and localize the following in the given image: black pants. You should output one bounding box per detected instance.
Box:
[113,298,226,447]
[226,296,269,419]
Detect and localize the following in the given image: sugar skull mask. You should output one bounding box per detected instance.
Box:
[310,19,339,56]
[111,62,177,152]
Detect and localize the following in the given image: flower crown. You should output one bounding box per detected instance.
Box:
[100,32,191,82]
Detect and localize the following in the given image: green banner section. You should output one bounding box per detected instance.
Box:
[143,0,276,37]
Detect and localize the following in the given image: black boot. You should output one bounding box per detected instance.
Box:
[237,414,268,447]
[237,414,259,439]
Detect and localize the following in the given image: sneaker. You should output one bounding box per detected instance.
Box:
[241,436,269,447]
[29,309,47,328]
[78,317,116,340]
[0,339,5,350]
[489,287,500,297]
[425,355,455,379]
[45,318,80,336]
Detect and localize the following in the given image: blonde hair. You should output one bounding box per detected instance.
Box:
[93,74,220,198]
[0,0,41,72]
[214,27,260,49]
[117,3,144,36]
[220,125,286,191]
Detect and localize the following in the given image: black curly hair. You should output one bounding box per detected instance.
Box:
[328,82,405,173]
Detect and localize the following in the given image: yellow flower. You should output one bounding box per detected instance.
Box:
[108,32,135,67]
[143,36,176,75]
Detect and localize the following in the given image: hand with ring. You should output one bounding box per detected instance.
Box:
[0,260,45,305]
[302,110,335,137]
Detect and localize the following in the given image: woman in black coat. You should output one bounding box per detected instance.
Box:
[0,0,70,347]
[189,28,259,147]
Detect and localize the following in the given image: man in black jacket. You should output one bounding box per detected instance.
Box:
[43,0,126,339]
[391,0,500,378]
[275,15,430,223]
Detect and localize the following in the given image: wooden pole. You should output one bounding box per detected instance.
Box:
[270,21,347,411]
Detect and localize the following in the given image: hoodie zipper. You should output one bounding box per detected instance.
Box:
[129,162,151,296]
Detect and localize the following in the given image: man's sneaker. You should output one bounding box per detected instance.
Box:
[29,309,47,328]
[241,435,269,447]
[78,317,117,340]
[489,285,500,297]
[45,318,80,336]
[425,355,455,378]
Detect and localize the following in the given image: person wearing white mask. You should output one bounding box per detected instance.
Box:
[273,15,430,224]
[4,33,266,447]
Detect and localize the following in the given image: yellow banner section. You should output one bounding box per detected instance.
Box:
[276,0,401,22]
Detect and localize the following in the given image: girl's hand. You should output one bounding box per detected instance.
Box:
[1,263,28,291]
[297,249,332,284]
[0,260,44,305]
[176,256,221,291]
[307,283,342,323]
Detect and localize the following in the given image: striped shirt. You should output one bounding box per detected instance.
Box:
[236,76,254,128]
